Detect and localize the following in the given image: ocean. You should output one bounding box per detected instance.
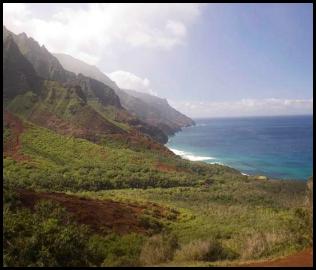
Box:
[166,115,313,181]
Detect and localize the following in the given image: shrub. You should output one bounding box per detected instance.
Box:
[175,238,237,262]
[3,200,91,267]
[139,214,163,234]
[3,186,21,209]
[88,233,144,267]
[139,233,179,265]
[241,232,269,259]
[175,239,209,261]
[241,231,287,259]
[288,208,313,247]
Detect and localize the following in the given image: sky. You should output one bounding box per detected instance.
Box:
[3,3,313,117]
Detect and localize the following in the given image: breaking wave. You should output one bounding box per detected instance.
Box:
[169,148,215,162]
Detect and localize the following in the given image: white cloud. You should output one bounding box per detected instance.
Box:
[107,70,157,95]
[3,3,30,28]
[3,3,201,65]
[169,98,313,118]
[166,20,187,37]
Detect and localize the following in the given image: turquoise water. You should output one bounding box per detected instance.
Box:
[166,115,313,180]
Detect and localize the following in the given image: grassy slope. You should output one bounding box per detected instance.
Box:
[5,80,173,155]
[73,178,308,264]
[7,81,126,133]
[4,116,240,191]
[3,114,311,266]
[87,100,131,131]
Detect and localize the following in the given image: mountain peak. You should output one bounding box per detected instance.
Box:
[3,33,39,99]
[18,32,28,39]
[6,29,70,82]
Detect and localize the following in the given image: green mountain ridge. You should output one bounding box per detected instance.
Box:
[3,27,169,145]
[53,52,195,136]
[124,89,195,132]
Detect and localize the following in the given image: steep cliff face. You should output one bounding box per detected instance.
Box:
[54,53,195,137]
[124,89,195,135]
[3,34,40,100]
[66,74,123,108]
[53,53,119,90]
[3,27,171,150]
[3,26,74,82]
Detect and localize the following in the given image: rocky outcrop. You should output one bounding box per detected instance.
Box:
[3,26,74,83]
[66,74,123,108]
[3,33,40,99]
[123,89,195,135]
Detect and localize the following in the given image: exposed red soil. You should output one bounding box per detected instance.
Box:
[107,131,174,157]
[27,105,173,156]
[28,109,87,138]
[155,162,179,173]
[3,111,30,161]
[16,189,176,235]
[155,162,190,173]
[241,248,313,267]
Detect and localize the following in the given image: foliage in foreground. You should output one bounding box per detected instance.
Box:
[3,178,312,267]
[75,179,312,265]
[3,189,145,267]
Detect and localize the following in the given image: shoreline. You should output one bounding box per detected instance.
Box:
[166,144,307,182]
[165,117,312,181]
[165,132,308,182]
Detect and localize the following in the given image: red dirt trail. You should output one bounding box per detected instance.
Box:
[242,248,313,267]
[3,111,30,161]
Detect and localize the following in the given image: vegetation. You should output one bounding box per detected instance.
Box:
[73,178,310,265]
[174,238,237,262]
[3,117,312,266]
[3,26,312,267]
[4,171,311,267]
[3,188,146,267]
[4,191,90,267]
[4,119,241,192]
[139,233,179,265]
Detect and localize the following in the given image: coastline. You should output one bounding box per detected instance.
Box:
[165,126,252,176]
[165,126,309,182]
[166,144,250,176]
[166,144,307,181]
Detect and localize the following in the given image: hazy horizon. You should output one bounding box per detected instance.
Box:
[191,113,313,120]
[3,3,313,118]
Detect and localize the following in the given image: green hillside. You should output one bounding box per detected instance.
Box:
[3,26,312,267]
[3,113,311,267]
[4,114,241,192]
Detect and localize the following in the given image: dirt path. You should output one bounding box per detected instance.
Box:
[3,111,26,160]
[17,189,174,235]
[3,111,24,154]
[242,248,313,267]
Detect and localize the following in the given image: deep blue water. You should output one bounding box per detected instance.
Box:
[166,115,313,180]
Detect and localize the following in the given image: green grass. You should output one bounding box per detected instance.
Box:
[4,119,242,192]
[72,178,309,263]
[88,100,131,131]
[3,115,312,267]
